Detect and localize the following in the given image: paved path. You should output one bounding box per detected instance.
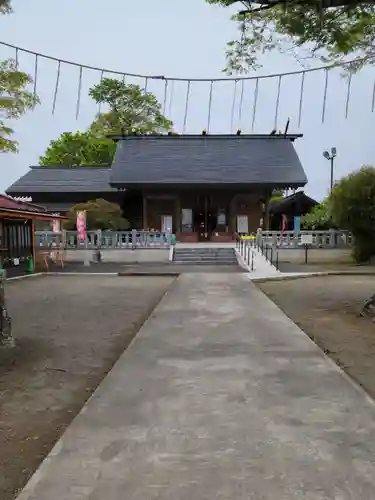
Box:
[17,274,375,500]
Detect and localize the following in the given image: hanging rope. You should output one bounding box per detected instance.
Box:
[122,74,126,84]
[345,73,352,119]
[230,80,238,133]
[183,80,191,133]
[76,66,83,120]
[0,39,369,132]
[0,40,365,83]
[52,60,61,115]
[144,77,148,93]
[33,54,38,96]
[238,79,245,129]
[274,75,282,130]
[251,78,259,132]
[298,72,305,128]
[207,80,213,133]
[322,69,329,123]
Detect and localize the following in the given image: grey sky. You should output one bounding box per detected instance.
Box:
[1,0,375,200]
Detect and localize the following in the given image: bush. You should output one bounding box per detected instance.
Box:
[330,166,375,263]
[302,199,336,230]
[65,199,130,231]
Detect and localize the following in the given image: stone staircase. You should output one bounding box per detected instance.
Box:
[173,247,238,265]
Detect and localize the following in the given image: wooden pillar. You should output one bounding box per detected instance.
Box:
[142,193,148,230]
[264,192,271,230]
[175,195,181,235]
[31,220,35,271]
[229,195,237,234]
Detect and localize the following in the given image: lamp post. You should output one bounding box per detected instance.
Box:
[323,147,337,194]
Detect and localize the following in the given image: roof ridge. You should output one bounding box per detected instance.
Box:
[108,134,303,142]
[31,165,111,170]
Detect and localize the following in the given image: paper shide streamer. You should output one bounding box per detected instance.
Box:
[207,80,213,133]
[298,72,305,128]
[238,79,245,130]
[251,78,259,132]
[183,80,191,133]
[163,79,169,116]
[76,66,83,120]
[230,80,238,133]
[52,60,61,115]
[274,75,282,130]
[33,54,38,96]
[1,40,372,132]
[345,73,352,119]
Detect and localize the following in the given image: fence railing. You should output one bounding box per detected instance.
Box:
[258,230,352,249]
[236,229,352,271]
[236,236,279,271]
[35,230,173,249]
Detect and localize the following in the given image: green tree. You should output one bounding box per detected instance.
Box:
[0,0,11,13]
[39,131,116,166]
[302,198,335,230]
[0,0,39,152]
[65,199,130,231]
[89,78,173,135]
[40,80,172,166]
[330,166,375,263]
[207,0,375,73]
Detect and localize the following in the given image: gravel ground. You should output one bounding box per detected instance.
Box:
[0,275,174,500]
[258,275,375,399]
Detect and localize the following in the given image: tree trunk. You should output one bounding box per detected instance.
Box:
[360,293,375,318]
[0,270,13,347]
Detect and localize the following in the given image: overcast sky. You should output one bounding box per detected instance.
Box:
[1,0,375,200]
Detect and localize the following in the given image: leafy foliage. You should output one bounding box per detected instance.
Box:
[0,58,39,153]
[207,0,375,73]
[0,0,11,14]
[270,189,286,205]
[301,198,335,229]
[65,199,130,231]
[89,79,173,135]
[40,79,172,166]
[0,1,39,152]
[330,166,375,262]
[39,131,116,166]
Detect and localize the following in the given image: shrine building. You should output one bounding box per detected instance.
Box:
[6,133,307,242]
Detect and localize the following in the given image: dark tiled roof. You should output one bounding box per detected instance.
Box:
[6,166,116,195]
[37,202,76,213]
[269,190,318,214]
[109,135,308,187]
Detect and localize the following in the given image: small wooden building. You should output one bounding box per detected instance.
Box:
[269,191,318,230]
[6,133,308,242]
[0,195,65,276]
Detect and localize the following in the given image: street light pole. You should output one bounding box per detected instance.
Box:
[330,156,334,193]
[323,147,337,194]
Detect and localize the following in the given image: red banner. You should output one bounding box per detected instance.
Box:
[76,211,86,241]
[281,214,287,232]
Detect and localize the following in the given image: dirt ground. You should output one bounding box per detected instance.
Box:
[258,275,375,399]
[0,275,174,500]
[277,261,375,273]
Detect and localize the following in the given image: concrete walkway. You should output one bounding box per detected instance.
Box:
[17,274,375,500]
